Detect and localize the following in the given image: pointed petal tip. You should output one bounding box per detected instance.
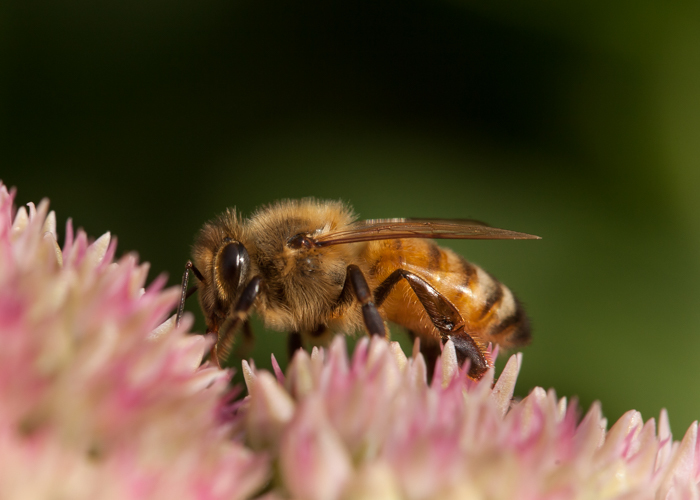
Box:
[491,353,522,416]
[390,341,407,370]
[271,354,286,385]
[440,339,458,387]
[242,360,256,394]
[43,210,57,238]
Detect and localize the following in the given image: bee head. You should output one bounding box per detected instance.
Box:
[215,237,250,300]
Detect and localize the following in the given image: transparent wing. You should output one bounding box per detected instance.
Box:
[314,218,540,246]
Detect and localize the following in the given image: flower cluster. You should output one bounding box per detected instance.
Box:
[240,337,700,500]
[1,181,699,500]
[0,184,267,499]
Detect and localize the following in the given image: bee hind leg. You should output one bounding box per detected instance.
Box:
[407,330,442,382]
[374,269,490,380]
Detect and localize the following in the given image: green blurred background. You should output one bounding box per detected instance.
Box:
[3,0,700,434]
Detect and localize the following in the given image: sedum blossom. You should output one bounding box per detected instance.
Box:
[2,180,700,500]
[241,338,700,500]
[0,183,268,499]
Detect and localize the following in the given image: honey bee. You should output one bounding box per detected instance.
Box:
[177,199,539,379]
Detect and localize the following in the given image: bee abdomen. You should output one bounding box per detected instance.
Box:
[369,239,532,351]
[482,288,531,348]
[458,258,531,349]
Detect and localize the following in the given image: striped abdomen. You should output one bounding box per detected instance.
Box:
[364,238,531,349]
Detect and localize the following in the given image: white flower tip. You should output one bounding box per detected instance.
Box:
[527,386,547,403]
[659,408,671,440]
[242,360,256,394]
[254,372,295,423]
[43,210,57,239]
[517,386,548,436]
[186,365,230,393]
[411,336,421,360]
[573,401,606,458]
[43,231,63,267]
[12,205,28,233]
[557,396,568,421]
[36,198,50,216]
[389,341,407,371]
[288,348,314,397]
[148,315,177,340]
[491,353,522,416]
[441,339,459,387]
[598,410,643,461]
[411,351,428,386]
[87,232,111,266]
[658,421,698,497]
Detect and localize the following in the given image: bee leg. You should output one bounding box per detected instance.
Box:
[374,269,490,379]
[287,332,303,360]
[346,264,387,337]
[176,261,204,326]
[214,276,262,367]
[232,320,255,359]
[304,324,330,346]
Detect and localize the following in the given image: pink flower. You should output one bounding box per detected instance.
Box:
[0,184,268,499]
[241,336,700,500]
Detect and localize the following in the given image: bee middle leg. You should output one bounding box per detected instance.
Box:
[287,331,303,360]
[374,269,490,379]
[286,324,331,361]
[346,264,387,337]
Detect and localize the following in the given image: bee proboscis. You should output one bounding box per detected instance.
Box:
[177,199,539,379]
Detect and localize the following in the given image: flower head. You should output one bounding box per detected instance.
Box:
[0,184,268,499]
[241,336,700,500]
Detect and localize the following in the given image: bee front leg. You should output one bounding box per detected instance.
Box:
[214,276,262,367]
[176,261,204,326]
[346,264,387,337]
[374,269,490,379]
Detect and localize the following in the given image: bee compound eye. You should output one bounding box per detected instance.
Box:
[218,241,249,288]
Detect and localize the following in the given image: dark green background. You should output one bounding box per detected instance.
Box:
[3,1,700,434]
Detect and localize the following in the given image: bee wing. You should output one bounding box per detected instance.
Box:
[314,218,541,246]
